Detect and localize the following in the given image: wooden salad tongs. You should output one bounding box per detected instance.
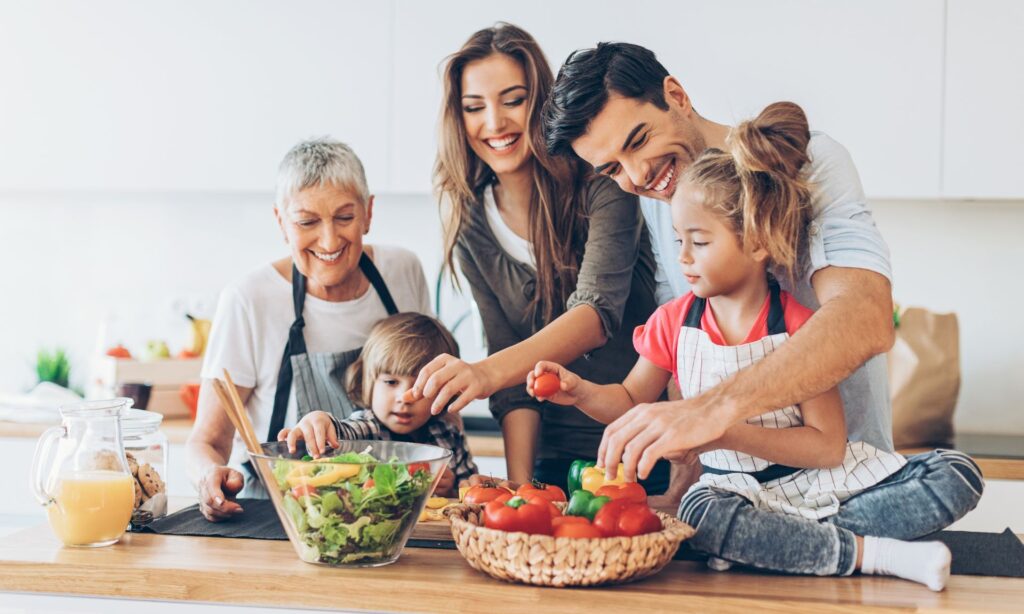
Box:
[210,369,274,488]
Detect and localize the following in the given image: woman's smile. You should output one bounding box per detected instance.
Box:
[484,132,522,154]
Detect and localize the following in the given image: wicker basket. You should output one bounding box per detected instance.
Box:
[444,503,695,587]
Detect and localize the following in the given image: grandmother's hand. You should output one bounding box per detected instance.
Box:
[407,354,497,415]
[198,466,245,522]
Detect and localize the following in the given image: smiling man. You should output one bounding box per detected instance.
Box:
[543,43,897,486]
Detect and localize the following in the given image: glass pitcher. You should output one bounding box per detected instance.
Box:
[31,398,136,547]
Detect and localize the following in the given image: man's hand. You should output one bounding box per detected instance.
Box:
[598,396,729,482]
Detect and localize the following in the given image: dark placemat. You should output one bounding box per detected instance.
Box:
[135,498,286,540]
[919,527,1024,577]
[134,498,458,551]
[673,527,1024,577]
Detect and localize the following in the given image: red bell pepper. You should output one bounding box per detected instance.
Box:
[594,481,647,505]
[592,500,662,537]
[483,496,553,535]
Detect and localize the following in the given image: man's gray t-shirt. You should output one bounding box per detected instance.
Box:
[640,131,895,452]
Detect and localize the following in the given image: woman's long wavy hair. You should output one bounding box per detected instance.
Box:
[435,23,587,323]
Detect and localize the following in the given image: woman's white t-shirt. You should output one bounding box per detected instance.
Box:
[201,245,432,467]
[483,185,534,268]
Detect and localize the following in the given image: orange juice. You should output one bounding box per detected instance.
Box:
[47,470,134,547]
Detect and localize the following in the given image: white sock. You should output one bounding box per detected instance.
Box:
[706,556,733,571]
[860,536,952,592]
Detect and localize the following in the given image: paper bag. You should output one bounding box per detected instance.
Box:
[887,306,960,448]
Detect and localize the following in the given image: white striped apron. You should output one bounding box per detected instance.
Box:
[680,283,907,520]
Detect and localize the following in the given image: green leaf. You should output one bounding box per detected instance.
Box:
[372,463,399,496]
[360,517,402,547]
[282,495,307,533]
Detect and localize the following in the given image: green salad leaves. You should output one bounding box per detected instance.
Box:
[274,453,434,565]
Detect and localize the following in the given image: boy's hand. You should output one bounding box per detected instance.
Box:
[276,410,339,458]
[433,466,456,497]
[526,361,585,406]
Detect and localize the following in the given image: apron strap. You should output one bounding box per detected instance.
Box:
[267,252,399,441]
[682,295,706,329]
[359,252,399,316]
[766,278,786,336]
[269,263,308,440]
[683,278,786,335]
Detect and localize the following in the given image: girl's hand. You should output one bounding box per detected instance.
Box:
[276,411,339,458]
[407,353,497,415]
[433,467,456,497]
[526,361,585,406]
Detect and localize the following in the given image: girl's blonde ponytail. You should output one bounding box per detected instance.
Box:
[728,102,813,278]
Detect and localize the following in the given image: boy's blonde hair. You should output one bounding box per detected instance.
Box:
[677,101,814,280]
[344,312,460,418]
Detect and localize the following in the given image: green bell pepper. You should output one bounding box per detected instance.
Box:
[567,459,596,494]
[565,489,611,521]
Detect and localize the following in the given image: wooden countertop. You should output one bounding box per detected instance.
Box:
[1,523,1022,612]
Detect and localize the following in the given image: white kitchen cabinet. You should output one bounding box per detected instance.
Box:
[0,1,394,192]
[943,0,1024,199]
[391,0,945,198]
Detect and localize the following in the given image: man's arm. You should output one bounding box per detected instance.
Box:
[599,266,894,480]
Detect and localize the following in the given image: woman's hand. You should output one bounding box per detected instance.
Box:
[526,361,586,406]
[277,411,339,458]
[198,466,245,522]
[408,353,497,415]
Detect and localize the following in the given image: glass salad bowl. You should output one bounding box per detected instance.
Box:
[249,440,452,567]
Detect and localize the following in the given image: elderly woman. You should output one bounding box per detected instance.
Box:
[186,138,431,521]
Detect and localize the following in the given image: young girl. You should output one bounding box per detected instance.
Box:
[278,312,478,497]
[529,102,983,591]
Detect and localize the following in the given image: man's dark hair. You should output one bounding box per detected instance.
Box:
[543,42,670,156]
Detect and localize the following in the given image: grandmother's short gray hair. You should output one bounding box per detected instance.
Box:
[275,138,370,209]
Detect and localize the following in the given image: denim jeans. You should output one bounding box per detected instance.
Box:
[677,449,985,576]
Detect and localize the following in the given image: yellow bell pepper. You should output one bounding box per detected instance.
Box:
[286,463,360,488]
[581,464,626,493]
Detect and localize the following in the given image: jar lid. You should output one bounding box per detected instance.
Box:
[122,408,163,436]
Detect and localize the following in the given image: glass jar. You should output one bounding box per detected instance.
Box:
[121,408,169,522]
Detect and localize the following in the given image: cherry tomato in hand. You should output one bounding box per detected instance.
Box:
[532,372,561,398]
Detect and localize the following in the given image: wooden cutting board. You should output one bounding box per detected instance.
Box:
[410,517,455,541]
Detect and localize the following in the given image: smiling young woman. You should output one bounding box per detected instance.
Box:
[415,23,667,492]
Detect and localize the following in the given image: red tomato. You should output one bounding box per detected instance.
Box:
[593,500,662,537]
[531,372,561,398]
[407,462,430,476]
[552,515,592,529]
[595,481,648,505]
[553,523,604,539]
[105,345,132,359]
[362,478,375,490]
[463,483,514,505]
[483,497,553,535]
[515,480,567,503]
[290,484,318,499]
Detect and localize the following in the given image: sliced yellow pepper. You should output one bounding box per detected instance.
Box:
[581,464,626,494]
[286,463,360,488]
[425,497,449,509]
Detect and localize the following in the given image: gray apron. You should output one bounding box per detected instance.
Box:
[241,253,398,497]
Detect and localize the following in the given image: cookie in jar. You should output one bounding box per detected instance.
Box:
[121,409,169,520]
